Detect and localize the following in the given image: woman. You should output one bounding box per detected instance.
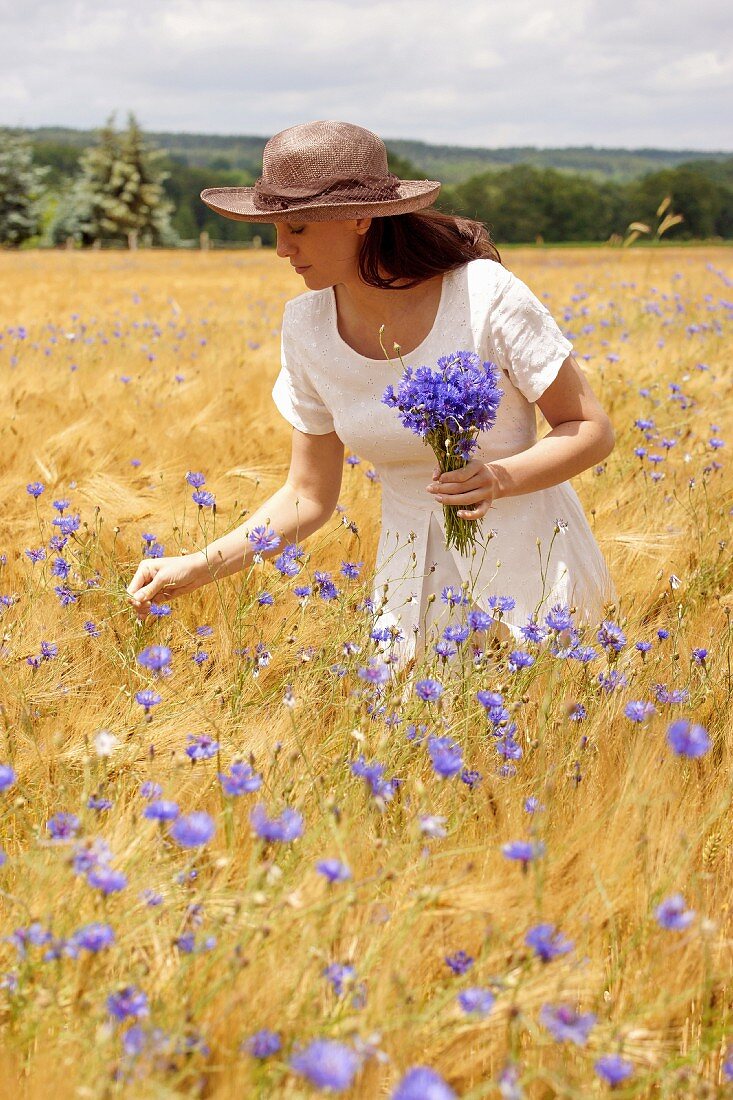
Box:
[127,120,617,663]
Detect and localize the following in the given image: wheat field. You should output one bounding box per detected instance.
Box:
[0,245,732,1099]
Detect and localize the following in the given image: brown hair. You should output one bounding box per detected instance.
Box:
[358,208,502,290]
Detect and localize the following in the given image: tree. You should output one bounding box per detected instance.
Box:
[0,129,49,246]
[52,113,177,246]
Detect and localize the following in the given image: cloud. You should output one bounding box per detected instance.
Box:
[1,0,730,149]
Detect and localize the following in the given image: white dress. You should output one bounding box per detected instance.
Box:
[272,258,617,661]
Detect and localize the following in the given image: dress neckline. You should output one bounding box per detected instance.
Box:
[327,268,453,365]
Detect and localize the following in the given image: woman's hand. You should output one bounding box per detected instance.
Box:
[126,555,207,620]
[425,461,503,519]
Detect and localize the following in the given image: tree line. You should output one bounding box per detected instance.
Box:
[2,114,732,248]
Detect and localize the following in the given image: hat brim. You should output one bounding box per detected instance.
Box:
[199,180,441,223]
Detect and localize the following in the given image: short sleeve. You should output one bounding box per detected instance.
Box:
[487,270,574,403]
[271,305,336,435]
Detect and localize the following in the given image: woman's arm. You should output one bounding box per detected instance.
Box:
[127,428,344,613]
[426,355,615,518]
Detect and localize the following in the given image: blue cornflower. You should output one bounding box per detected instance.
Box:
[524,796,544,813]
[107,986,149,1022]
[185,471,206,488]
[624,701,656,722]
[87,795,113,812]
[0,765,17,792]
[654,893,695,930]
[597,620,627,653]
[635,640,653,654]
[358,661,390,685]
[135,689,162,714]
[218,762,262,795]
[666,719,710,757]
[461,768,482,788]
[185,733,219,761]
[139,781,163,800]
[293,584,312,598]
[72,922,116,953]
[434,640,457,660]
[657,628,670,640]
[340,560,363,579]
[47,812,80,840]
[196,624,213,637]
[508,650,535,672]
[391,1066,456,1099]
[53,513,81,535]
[54,585,77,606]
[427,736,463,778]
[691,647,708,665]
[322,962,356,996]
[192,651,209,666]
[50,557,69,578]
[26,482,45,497]
[502,840,545,868]
[467,609,493,633]
[457,988,495,1015]
[143,800,180,827]
[170,812,216,848]
[149,603,171,618]
[316,859,352,883]
[544,604,574,632]
[314,570,339,600]
[350,756,399,803]
[72,838,112,876]
[598,669,628,693]
[345,455,361,466]
[568,702,587,721]
[87,867,127,895]
[520,618,548,643]
[525,923,573,962]
[654,683,689,704]
[290,1039,361,1091]
[488,594,515,614]
[443,624,469,644]
[594,1054,634,1086]
[248,525,281,553]
[441,585,466,608]
[243,1029,282,1058]
[25,547,46,563]
[250,803,304,843]
[539,1002,596,1045]
[476,689,505,714]
[444,949,473,975]
[84,620,100,637]
[136,645,172,675]
[415,678,443,702]
[496,737,523,760]
[192,489,215,508]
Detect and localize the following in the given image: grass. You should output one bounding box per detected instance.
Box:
[0,246,731,1098]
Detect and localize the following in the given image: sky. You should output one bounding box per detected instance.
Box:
[1,0,732,151]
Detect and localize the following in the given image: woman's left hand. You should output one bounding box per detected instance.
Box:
[426,461,503,519]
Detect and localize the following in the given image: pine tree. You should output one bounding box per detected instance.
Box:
[53,113,177,247]
[0,130,49,246]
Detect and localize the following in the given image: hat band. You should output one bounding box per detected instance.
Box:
[253,172,402,211]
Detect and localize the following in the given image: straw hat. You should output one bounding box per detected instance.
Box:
[200,120,441,223]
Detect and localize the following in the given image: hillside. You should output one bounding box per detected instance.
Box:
[10,125,733,185]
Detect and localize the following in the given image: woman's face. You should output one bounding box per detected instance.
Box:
[275,218,371,290]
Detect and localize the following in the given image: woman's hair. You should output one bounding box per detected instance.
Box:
[358,208,502,290]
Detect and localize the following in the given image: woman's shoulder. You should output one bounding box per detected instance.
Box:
[283,287,331,325]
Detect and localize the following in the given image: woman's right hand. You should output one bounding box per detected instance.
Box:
[126,555,207,619]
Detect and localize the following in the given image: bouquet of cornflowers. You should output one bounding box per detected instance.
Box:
[382,349,503,553]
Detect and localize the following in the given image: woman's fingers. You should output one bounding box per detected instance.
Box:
[430,486,491,506]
